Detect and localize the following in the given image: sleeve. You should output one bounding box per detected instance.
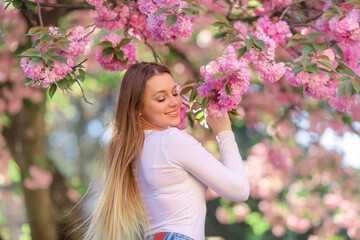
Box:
[163,128,249,202]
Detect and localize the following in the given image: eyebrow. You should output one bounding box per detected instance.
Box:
[152,85,177,97]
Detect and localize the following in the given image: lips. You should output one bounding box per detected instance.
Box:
[165,109,179,117]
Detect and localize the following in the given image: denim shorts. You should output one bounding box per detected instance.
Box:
[146,232,194,240]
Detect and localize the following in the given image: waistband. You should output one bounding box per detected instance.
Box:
[146,232,194,240]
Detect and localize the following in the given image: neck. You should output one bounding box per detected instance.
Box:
[140,115,166,131]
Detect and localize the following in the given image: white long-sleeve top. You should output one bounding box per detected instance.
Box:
[131,128,249,240]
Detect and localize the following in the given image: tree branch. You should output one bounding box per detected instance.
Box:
[39,3,94,10]
[36,0,43,27]
[74,76,92,105]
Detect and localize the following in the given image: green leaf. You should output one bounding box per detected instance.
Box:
[46,60,54,66]
[237,46,247,58]
[302,46,314,56]
[248,32,255,39]
[155,7,170,17]
[101,48,113,57]
[99,41,113,49]
[52,42,67,52]
[52,55,67,64]
[330,4,341,15]
[214,72,225,79]
[225,84,231,96]
[307,63,319,74]
[245,38,254,49]
[40,27,49,38]
[119,38,132,46]
[56,79,71,90]
[19,48,42,57]
[322,11,336,18]
[301,57,311,68]
[115,50,124,60]
[40,34,53,43]
[30,57,43,64]
[333,43,345,59]
[337,68,355,77]
[212,21,229,27]
[294,66,304,73]
[28,26,43,36]
[180,86,193,95]
[48,83,57,98]
[254,40,265,51]
[308,32,325,41]
[312,42,327,52]
[212,13,229,24]
[42,53,50,62]
[25,0,37,12]
[24,77,33,86]
[78,69,85,82]
[286,39,307,48]
[293,33,310,40]
[353,78,360,92]
[166,15,178,28]
[318,60,336,71]
[316,55,331,61]
[56,38,71,45]
[338,81,347,97]
[345,79,353,99]
[214,32,227,39]
[182,8,193,16]
[12,0,23,8]
[337,76,352,82]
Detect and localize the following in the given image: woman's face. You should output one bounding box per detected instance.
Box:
[141,73,182,130]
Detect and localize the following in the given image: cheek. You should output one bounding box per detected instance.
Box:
[176,96,183,106]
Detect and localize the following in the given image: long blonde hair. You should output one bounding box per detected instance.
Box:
[84,62,172,240]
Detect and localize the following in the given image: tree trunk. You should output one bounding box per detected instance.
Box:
[3,92,58,240]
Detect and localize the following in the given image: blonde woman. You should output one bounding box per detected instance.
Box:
[84,62,249,240]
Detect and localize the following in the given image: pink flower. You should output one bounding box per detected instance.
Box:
[256,16,292,46]
[96,33,137,71]
[329,9,360,45]
[199,45,250,116]
[175,104,189,130]
[328,93,358,112]
[24,165,53,190]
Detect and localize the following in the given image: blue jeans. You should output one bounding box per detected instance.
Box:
[146,232,194,240]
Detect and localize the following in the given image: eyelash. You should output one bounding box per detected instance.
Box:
[157,93,178,102]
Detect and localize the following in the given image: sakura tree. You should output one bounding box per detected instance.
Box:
[0,0,360,239]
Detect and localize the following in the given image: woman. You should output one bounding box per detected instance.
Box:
[84,62,249,240]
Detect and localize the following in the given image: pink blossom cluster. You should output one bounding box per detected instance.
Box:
[20,58,74,88]
[198,45,250,116]
[175,104,189,130]
[256,16,292,46]
[95,33,137,72]
[60,26,91,58]
[86,1,153,40]
[329,9,360,46]
[254,0,292,16]
[245,33,286,83]
[19,26,90,88]
[138,0,194,42]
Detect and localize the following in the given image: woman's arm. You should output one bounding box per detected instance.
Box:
[163,125,249,202]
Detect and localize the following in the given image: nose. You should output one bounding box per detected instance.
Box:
[169,94,180,108]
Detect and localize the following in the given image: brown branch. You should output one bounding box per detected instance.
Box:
[129,24,163,64]
[280,6,290,20]
[74,76,92,105]
[36,0,43,27]
[39,3,94,10]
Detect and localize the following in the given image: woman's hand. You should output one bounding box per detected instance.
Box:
[206,112,232,135]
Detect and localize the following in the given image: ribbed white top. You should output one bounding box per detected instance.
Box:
[131,128,249,240]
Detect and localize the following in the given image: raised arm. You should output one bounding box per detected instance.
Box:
[164,124,249,202]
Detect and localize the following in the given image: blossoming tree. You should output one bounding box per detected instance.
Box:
[0,0,360,239]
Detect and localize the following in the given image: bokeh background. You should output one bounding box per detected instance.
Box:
[1,0,360,240]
